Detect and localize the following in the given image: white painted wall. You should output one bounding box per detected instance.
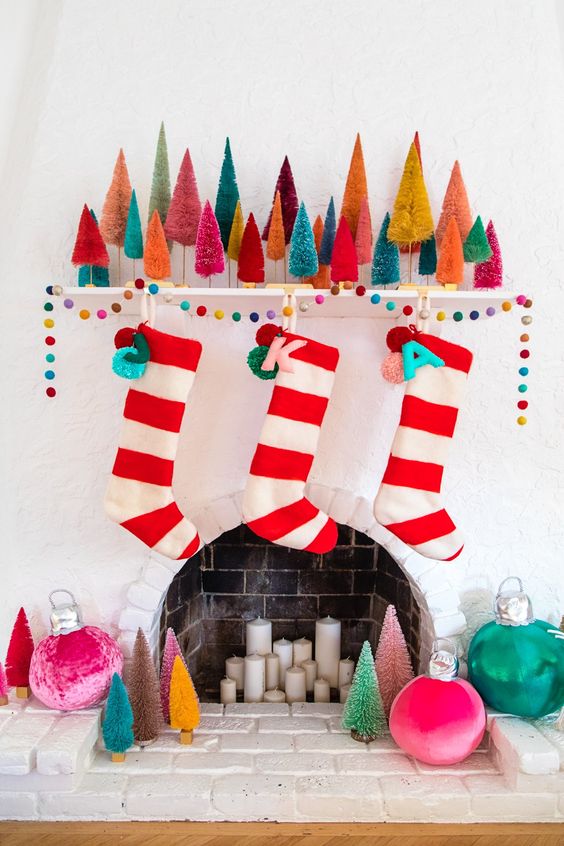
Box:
[2,0,564,652]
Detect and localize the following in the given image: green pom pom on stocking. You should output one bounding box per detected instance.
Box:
[247,345,278,380]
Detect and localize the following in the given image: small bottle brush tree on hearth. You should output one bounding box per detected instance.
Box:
[371,213,399,287]
[169,655,200,745]
[160,628,186,724]
[195,200,225,286]
[418,233,437,278]
[340,133,368,240]
[144,210,171,281]
[474,220,503,289]
[72,204,110,285]
[215,137,240,250]
[128,629,162,746]
[331,216,358,287]
[227,200,244,286]
[463,215,492,264]
[165,148,202,284]
[78,209,110,287]
[262,155,299,245]
[6,607,35,698]
[238,213,265,287]
[342,640,386,742]
[103,673,134,763]
[266,190,286,282]
[99,148,132,283]
[375,605,415,718]
[288,202,318,281]
[124,191,143,281]
[148,122,172,233]
[387,142,434,282]
[0,661,8,706]
[436,216,464,287]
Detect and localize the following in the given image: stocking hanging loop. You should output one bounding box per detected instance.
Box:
[140,290,156,328]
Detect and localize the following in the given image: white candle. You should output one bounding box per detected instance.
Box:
[302,658,317,693]
[293,637,312,666]
[265,652,280,690]
[244,654,265,703]
[314,677,330,703]
[264,688,286,703]
[340,683,352,704]
[338,658,355,688]
[246,617,272,656]
[315,617,341,688]
[225,656,245,691]
[272,638,293,691]
[285,666,307,704]
[220,677,236,705]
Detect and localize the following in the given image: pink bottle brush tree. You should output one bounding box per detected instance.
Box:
[473,220,503,289]
[375,605,415,718]
[160,628,186,724]
[164,148,202,285]
[194,200,225,286]
[0,661,8,706]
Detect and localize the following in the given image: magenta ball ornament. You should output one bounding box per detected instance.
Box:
[29,591,123,710]
[390,643,486,766]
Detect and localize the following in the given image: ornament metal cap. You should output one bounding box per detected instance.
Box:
[494,577,534,626]
[428,638,459,681]
[49,589,84,636]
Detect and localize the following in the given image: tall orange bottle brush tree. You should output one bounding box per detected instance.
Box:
[340,134,368,241]
[100,149,132,284]
[144,210,171,281]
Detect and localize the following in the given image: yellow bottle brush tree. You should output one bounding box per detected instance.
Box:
[169,655,200,744]
[387,142,434,282]
[227,200,244,287]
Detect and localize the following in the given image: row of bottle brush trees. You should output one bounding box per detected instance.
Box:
[71,126,503,290]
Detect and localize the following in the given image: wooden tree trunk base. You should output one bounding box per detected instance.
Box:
[0,696,8,706]
[16,686,31,699]
[111,752,126,763]
[351,729,377,744]
[180,730,193,745]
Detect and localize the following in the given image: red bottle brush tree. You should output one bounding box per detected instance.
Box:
[474,220,503,289]
[262,156,299,244]
[71,205,110,284]
[165,148,202,284]
[144,210,171,280]
[6,608,34,697]
[331,216,358,285]
[238,213,265,286]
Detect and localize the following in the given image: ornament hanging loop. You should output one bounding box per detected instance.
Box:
[494,576,534,626]
[428,637,459,681]
[48,589,84,636]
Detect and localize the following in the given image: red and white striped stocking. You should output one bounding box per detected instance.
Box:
[242,331,339,553]
[374,332,473,561]
[105,324,202,560]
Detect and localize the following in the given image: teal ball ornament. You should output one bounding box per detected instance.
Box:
[468,578,564,719]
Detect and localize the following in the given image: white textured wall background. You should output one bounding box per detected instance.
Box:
[1,0,563,649]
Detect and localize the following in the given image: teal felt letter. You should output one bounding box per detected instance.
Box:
[402,340,445,381]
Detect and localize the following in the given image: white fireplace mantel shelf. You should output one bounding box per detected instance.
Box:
[55,286,520,321]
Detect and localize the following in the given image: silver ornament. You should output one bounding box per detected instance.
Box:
[494,577,534,626]
[521,316,532,325]
[299,302,309,313]
[419,309,430,320]
[52,284,63,296]
[49,589,84,636]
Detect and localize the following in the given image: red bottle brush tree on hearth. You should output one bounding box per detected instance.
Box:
[340,133,368,240]
[144,210,171,280]
[331,216,358,286]
[238,213,265,286]
[375,605,415,718]
[262,156,299,244]
[5,608,34,698]
[473,220,503,289]
[72,204,110,283]
[194,200,225,284]
[164,148,202,284]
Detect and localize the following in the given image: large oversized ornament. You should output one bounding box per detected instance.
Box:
[390,640,485,765]
[29,590,123,710]
[468,577,564,719]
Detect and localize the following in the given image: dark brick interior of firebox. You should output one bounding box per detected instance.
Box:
[160,524,420,698]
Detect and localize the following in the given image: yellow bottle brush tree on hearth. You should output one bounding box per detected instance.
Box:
[169,655,200,744]
[387,142,434,282]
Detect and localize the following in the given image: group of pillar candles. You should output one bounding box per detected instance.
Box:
[221,616,355,705]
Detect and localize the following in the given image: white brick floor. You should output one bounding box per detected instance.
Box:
[0,695,562,822]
